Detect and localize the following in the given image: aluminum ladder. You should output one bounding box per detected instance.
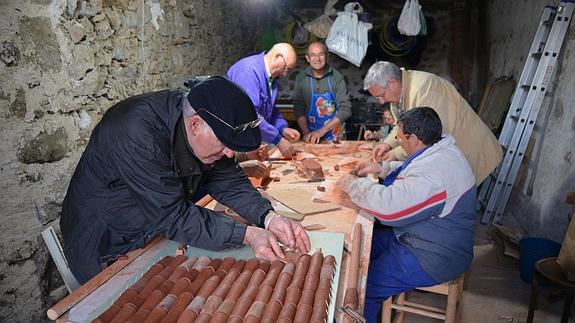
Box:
[479,0,574,224]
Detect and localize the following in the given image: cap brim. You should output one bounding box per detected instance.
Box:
[201,112,261,152]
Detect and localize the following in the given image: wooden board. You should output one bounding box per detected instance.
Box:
[477,76,516,133]
[266,187,342,215]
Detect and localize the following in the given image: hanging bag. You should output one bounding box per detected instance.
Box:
[304,0,339,39]
[397,0,421,36]
[326,2,373,67]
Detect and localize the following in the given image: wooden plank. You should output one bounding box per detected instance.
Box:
[266,187,342,215]
[478,77,516,133]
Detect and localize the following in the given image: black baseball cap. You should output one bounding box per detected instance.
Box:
[186,76,261,152]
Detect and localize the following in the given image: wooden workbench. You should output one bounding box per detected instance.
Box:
[49,142,374,322]
[262,146,374,321]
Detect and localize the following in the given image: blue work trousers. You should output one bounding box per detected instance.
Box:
[364,227,438,323]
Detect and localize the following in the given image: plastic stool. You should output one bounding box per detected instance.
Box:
[381,274,464,323]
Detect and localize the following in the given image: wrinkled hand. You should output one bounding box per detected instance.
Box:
[277,138,294,158]
[240,160,268,178]
[303,130,323,144]
[267,215,311,254]
[373,143,392,158]
[244,226,284,261]
[282,128,301,142]
[354,160,382,177]
[364,130,374,141]
[246,145,268,161]
[335,174,358,193]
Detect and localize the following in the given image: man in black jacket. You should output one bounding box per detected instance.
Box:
[60,76,310,284]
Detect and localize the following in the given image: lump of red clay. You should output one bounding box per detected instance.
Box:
[296,158,324,180]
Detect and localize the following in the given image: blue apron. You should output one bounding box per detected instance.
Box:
[307,76,340,141]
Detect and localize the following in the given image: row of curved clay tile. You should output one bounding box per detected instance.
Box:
[92,249,336,323]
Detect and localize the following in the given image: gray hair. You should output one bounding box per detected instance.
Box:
[182,92,196,118]
[363,61,402,90]
[182,92,213,135]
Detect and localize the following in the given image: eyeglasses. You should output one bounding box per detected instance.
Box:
[197,108,264,135]
[280,55,292,72]
[307,52,327,59]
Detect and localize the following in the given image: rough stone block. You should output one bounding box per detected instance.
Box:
[70,44,95,80]
[79,0,102,18]
[72,68,106,96]
[9,88,27,119]
[18,127,68,164]
[103,7,123,30]
[0,41,21,66]
[95,16,114,40]
[20,17,62,72]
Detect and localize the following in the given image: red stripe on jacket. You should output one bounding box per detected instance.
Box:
[365,191,447,221]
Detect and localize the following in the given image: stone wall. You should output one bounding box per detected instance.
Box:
[0,0,264,321]
[484,0,575,241]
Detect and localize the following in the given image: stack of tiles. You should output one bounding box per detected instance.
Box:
[92,249,335,323]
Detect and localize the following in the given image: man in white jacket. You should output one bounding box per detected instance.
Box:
[337,107,477,323]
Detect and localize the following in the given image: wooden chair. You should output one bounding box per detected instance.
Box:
[381,274,465,323]
[527,257,575,323]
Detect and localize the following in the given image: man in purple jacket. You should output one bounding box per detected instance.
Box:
[227,43,301,157]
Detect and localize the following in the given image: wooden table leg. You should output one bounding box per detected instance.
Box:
[526,270,542,323]
[560,291,573,323]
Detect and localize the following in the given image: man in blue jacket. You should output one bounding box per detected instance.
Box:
[227,43,301,157]
[60,76,310,284]
[336,107,476,323]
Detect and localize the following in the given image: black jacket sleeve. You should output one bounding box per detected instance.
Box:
[203,157,273,227]
[109,140,249,251]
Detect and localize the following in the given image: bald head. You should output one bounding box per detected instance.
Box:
[307,41,327,55]
[265,43,297,79]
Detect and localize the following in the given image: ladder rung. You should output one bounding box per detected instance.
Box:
[482,1,573,224]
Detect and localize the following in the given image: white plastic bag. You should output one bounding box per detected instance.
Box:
[304,0,338,38]
[326,2,373,67]
[397,0,421,36]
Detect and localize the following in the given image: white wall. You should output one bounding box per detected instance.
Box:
[486,0,575,241]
